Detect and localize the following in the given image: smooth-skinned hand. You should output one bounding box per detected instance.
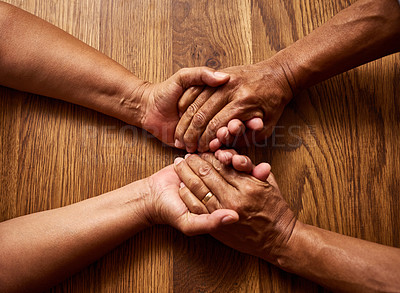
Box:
[173,153,297,263]
[129,67,230,146]
[174,58,294,152]
[144,163,238,236]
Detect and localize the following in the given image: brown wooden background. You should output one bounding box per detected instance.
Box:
[1,0,399,292]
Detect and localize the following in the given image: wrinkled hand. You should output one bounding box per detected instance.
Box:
[135,67,229,146]
[144,163,238,236]
[174,59,294,152]
[173,153,296,263]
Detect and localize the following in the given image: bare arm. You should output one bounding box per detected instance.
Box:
[174,0,400,152]
[0,165,237,293]
[0,2,229,145]
[279,222,400,292]
[0,180,151,293]
[278,0,400,91]
[0,1,142,122]
[174,153,400,292]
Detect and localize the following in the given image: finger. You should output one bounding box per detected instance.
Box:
[231,154,254,173]
[183,91,229,152]
[178,86,203,116]
[227,119,246,136]
[220,119,247,146]
[216,126,234,146]
[214,151,270,181]
[215,149,238,165]
[179,184,209,214]
[210,150,254,174]
[184,154,236,202]
[174,88,216,151]
[212,118,253,150]
[197,103,263,152]
[252,163,271,181]
[175,209,239,236]
[173,67,230,89]
[215,149,235,165]
[245,117,264,131]
[174,157,222,212]
[199,152,245,189]
[242,124,274,147]
[209,138,222,152]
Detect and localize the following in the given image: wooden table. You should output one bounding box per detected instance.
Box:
[1,0,399,292]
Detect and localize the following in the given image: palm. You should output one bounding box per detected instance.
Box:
[148,165,190,227]
[142,82,184,146]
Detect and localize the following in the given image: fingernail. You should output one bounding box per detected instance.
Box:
[214,72,229,79]
[179,182,185,189]
[221,215,236,225]
[175,139,184,149]
[184,154,191,159]
[174,157,184,165]
[240,157,247,165]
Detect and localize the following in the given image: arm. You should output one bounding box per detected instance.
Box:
[174,153,400,292]
[0,2,229,146]
[0,165,238,293]
[174,0,400,152]
[280,222,400,292]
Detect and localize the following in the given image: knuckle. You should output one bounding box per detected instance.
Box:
[187,178,203,193]
[229,74,240,85]
[239,88,252,98]
[187,103,198,116]
[199,164,212,176]
[237,88,257,103]
[242,184,255,196]
[208,118,220,133]
[192,111,207,128]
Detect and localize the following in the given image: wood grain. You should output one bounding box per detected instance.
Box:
[0,0,399,292]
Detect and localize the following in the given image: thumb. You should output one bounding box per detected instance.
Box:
[245,117,264,131]
[176,209,239,236]
[173,67,230,89]
[252,163,271,182]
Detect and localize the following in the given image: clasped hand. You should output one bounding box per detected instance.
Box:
[173,59,294,152]
[146,150,296,264]
[135,58,294,152]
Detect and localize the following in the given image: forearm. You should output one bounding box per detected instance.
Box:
[277,222,400,292]
[0,2,145,126]
[270,0,400,93]
[0,179,152,293]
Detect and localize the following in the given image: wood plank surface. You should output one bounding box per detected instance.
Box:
[0,0,399,292]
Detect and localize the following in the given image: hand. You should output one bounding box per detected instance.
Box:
[213,148,271,181]
[209,118,263,152]
[174,58,295,152]
[132,67,230,146]
[144,163,238,236]
[173,153,296,263]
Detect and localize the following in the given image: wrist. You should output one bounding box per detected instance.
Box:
[108,178,154,231]
[269,49,307,96]
[115,75,151,128]
[274,221,313,272]
[254,56,297,104]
